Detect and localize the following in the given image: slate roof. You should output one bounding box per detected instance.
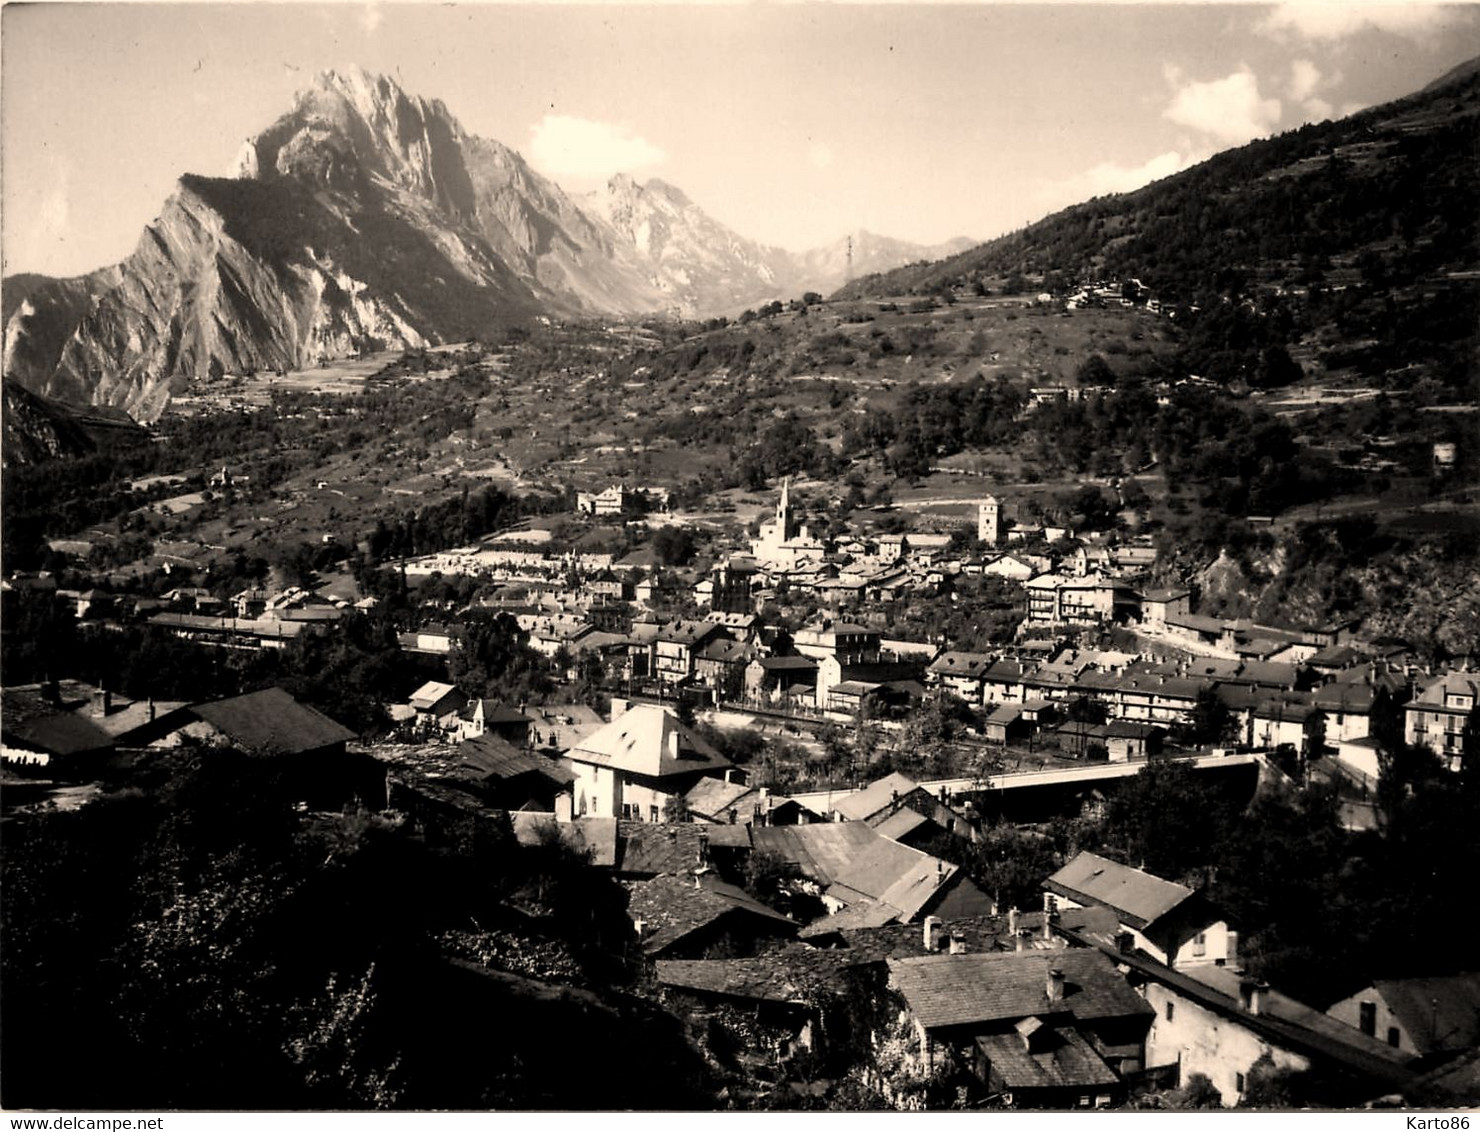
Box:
[1411,671,1480,712]
[752,821,885,886]
[873,807,933,843]
[808,914,1015,959]
[975,1026,1120,1091]
[627,874,796,956]
[566,704,733,779]
[888,949,1153,1030]
[683,777,756,819]
[189,687,355,755]
[455,735,574,787]
[929,651,996,677]
[1374,972,1480,1054]
[465,699,532,725]
[1043,851,1193,931]
[616,820,752,877]
[656,952,850,1003]
[829,833,960,921]
[1054,922,1418,1091]
[833,771,922,822]
[1,688,114,757]
[753,655,819,672]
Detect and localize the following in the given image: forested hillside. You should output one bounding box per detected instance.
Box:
[839,62,1480,399]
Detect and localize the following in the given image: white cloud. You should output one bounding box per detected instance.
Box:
[359,4,383,36]
[1164,67,1282,145]
[1258,3,1453,42]
[1301,97,1335,122]
[1289,58,1323,101]
[527,115,666,180]
[808,142,834,170]
[1073,150,1197,199]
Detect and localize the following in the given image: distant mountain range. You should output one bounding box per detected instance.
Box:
[2,67,967,421]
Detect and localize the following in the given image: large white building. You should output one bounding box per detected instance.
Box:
[564,703,735,823]
[750,478,826,569]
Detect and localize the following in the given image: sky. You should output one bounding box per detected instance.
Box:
[4,1,1479,279]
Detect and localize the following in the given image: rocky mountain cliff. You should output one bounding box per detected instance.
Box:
[4,67,963,421]
[2,378,147,467]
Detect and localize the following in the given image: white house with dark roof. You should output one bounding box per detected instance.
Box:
[564,703,734,823]
[1327,972,1480,1059]
[1043,851,1230,969]
[1404,670,1478,771]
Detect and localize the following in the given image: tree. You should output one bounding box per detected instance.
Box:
[651,525,696,566]
[1076,354,1116,388]
[1255,345,1303,389]
[1104,759,1238,879]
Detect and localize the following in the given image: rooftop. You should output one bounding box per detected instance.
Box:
[1043,851,1194,931]
[889,949,1153,1030]
[566,704,732,780]
[190,687,355,755]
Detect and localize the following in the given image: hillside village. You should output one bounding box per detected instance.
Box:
[3,40,1479,1115]
[4,466,1477,1110]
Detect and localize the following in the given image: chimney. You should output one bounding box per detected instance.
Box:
[696,830,710,865]
[1016,929,1027,952]
[147,697,156,722]
[949,934,966,955]
[1046,967,1065,1004]
[923,915,942,952]
[1115,931,1134,954]
[1225,930,1239,967]
[1008,906,1020,935]
[44,678,61,706]
[1250,981,1269,1015]
[1041,910,1055,942]
[1238,979,1269,1014]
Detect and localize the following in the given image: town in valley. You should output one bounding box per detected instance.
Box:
[2,7,1478,1114]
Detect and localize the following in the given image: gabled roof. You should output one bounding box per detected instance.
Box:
[833,771,922,822]
[616,820,751,876]
[627,874,795,956]
[1373,972,1480,1054]
[1,687,114,757]
[929,651,996,676]
[468,699,532,725]
[189,687,355,755]
[455,735,575,787]
[566,704,732,780]
[656,952,850,1003]
[889,949,1153,1030]
[409,680,462,711]
[655,619,726,646]
[872,806,934,843]
[683,777,756,819]
[1043,851,1194,931]
[1411,671,1480,710]
[829,834,960,921]
[975,1025,1121,1091]
[753,655,819,672]
[752,821,882,887]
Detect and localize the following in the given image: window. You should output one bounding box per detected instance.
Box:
[1193,932,1206,957]
[1387,1027,1401,1048]
[649,805,660,822]
[1359,1001,1377,1037]
[1165,1002,1175,1022]
[1236,1073,1246,1094]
